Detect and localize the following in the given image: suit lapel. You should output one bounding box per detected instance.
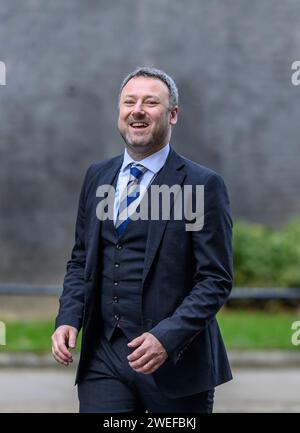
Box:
[142,148,186,285]
[87,155,123,275]
[87,148,187,286]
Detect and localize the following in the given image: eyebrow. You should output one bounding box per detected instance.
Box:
[122,94,160,99]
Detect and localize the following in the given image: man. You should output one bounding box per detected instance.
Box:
[52,67,233,413]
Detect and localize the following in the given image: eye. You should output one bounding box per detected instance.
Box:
[123,100,135,105]
[146,100,158,106]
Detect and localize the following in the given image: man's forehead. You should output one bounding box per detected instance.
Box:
[121,76,169,97]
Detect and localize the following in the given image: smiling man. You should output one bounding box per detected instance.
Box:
[118,73,177,159]
[52,67,233,413]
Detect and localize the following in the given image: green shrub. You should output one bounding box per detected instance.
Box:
[233,219,300,288]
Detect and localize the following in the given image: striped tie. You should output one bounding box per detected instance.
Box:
[115,162,148,236]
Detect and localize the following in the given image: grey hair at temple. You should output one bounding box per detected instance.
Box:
[119,66,179,109]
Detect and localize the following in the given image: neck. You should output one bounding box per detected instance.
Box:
[126,143,168,161]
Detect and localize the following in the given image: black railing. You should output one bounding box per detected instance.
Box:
[0,284,61,296]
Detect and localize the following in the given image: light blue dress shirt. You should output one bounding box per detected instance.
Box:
[114,144,170,223]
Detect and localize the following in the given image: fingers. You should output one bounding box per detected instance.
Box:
[128,350,166,372]
[127,346,146,362]
[128,352,152,369]
[58,334,73,358]
[52,339,72,365]
[51,346,71,366]
[51,326,77,366]
[130,358,161,374]
[68,329,77,348]
[127,336,168,374]
[127,334,146,349]
[128,346,167,374]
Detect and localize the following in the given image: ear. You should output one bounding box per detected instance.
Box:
[169,105,179,125]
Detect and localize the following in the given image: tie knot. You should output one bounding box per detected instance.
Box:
[130,163,147,180]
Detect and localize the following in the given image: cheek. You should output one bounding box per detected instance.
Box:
[154,110,169,124]
[154,115,168,130]
[150,114,162,126]
[118,108,130,121]
[118,115,127,129]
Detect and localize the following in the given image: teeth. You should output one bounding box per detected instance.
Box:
[131,123,148,127]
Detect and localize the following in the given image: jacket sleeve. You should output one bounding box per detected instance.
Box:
[54,166,91,332]
[149,172,233,364]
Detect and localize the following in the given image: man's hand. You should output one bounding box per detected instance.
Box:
[127,332,168,374]
[51,325,78,366]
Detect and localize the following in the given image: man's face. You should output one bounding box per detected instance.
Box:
[118,76,178,156]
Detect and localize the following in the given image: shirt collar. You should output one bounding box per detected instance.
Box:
[121,144,170,174]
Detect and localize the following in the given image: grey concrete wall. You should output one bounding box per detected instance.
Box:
[0,0,300,283]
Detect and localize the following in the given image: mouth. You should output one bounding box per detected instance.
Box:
[129,121,150,130]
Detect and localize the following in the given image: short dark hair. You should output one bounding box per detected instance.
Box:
[120,66,179,109]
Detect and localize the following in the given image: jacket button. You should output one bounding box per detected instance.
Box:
[114,281,119,286]
[114,263,120,268]
[113,296,119,303]
[116,244,122,250]
[114,315,120,321]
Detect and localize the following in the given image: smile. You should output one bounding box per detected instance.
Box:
[129,122,150,129]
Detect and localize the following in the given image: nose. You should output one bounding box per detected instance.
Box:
[131,101,145,117]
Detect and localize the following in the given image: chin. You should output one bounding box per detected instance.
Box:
[129,142,150,151]
[127,137,151,149]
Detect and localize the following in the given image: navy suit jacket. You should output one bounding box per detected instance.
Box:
[55,147,233,398]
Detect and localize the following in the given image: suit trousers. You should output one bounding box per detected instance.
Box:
[77,327,215,413]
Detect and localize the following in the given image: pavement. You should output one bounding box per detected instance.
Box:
[0,361,300,412]
[215,367,300,412]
